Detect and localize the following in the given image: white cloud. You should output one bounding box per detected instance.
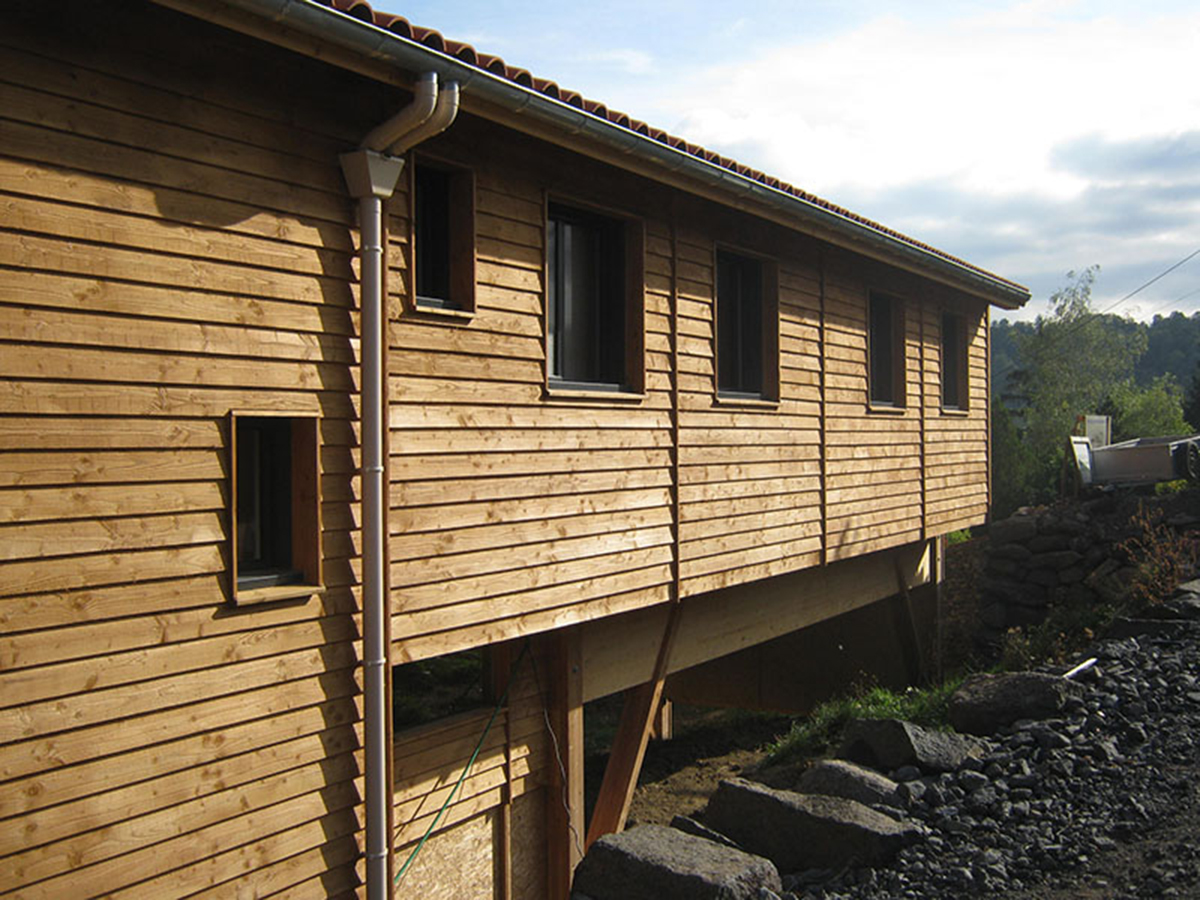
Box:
[659,5,1200,201]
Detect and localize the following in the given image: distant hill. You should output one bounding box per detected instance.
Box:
[993,311,1200,402]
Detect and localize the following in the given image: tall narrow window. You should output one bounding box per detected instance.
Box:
[547,203,628,389]
[869,292,906,407]
[231,413,321,604]
[413,160,475,312]
[941,311,969,410]
[717,250,772,397]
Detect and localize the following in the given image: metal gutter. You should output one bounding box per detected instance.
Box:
[157,0,1031,310]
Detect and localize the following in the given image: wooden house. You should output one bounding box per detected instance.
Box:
[0,0,1029,897]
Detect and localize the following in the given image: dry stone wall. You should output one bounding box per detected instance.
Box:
[979,493,1198,646]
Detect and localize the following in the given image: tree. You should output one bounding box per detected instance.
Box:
[991,397,1035,518]
[1105,375,1191,442]
[1002,267,1147,504]
[1185,361,1200,433]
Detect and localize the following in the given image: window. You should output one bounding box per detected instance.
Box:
[941,311,969,410]
[412,159,475,312]
[716,249,778,399]
[868,292,906,407]
[546,202,642,391]
[231,413,321,604]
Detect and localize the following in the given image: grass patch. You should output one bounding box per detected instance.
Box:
[947,528,973,545]
[764,676,967,766]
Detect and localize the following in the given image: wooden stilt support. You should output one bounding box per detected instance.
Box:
[893,556,926,685]
[545,628,584,899]
[585,605,683,847]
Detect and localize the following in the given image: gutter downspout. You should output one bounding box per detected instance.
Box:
[339,72,458,900]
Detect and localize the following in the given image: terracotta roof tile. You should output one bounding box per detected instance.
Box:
[320,0,1026,294]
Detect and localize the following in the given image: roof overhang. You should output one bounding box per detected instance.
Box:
[152,0,1031,310]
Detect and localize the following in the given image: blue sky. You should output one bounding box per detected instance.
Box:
[375,0,1200,321]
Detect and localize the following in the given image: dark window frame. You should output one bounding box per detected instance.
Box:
[409,155,476,315]
[544,198,644,394]
[941,309,970,411]
[868,291,907,408]
[714,246,779,402]
[230,411,322,605]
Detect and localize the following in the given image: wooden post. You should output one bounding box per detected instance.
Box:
[491,643,515,900]
[650,698,673,742]
[892,555,926,685]
[545,629,584,899]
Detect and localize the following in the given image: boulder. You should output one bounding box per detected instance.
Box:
[1028,533,1072,553]
[989,517,1038,546]
[571,824,780,900]
[795,759,900,808]
[704,778,924,873]
[990,543,1034,562]
[670,814,744,850]
[837,718,986,773]
[948,673,1078,736]
[1030,550,1083,571]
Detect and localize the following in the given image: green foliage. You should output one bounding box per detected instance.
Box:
[995,268,1152,511]
[1120,503,1200,608]
[947,528,973,545]
[991,397,1037,518]
[1185,360,1200,433]
[1136,311,1200,390]
[1012,268,1146,457]
[1104,374,1191,442]
[764,677,966,765]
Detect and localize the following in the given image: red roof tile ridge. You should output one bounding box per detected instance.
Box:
[320,0,1025,293]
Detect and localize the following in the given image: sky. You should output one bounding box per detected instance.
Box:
[375,0,1200,321]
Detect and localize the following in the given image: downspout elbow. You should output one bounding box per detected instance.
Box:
[386,80,460,156]
[361,70,438,153]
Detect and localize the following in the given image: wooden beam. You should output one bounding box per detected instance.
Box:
[544,628,584,898]
[585,604,683,847]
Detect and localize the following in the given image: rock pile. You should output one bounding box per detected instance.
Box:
[572,579,1200,900]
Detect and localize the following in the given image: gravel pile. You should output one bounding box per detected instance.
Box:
[782,622,1200,899]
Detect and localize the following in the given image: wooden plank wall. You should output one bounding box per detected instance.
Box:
[383,120,994,657]
[386,118,677,664]
[0,4,378,897]
[675,207,825,597]
[923,303,991,532]
[0,3,996,896]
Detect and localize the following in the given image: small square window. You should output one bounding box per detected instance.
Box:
[868,292,906,408]
[412,159,475,312]
[716,249,778,399]
[941,311,970,411]
[231,413,321,604]
[546,202,643,392]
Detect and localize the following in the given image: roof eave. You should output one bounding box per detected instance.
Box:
[153,0,1031,310]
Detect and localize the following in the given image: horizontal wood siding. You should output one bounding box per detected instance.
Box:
[676,209,823,597]
[922,299,991,533]
[387,119,675,663]
[0,5,370,897]
[822,257,924,562]
[4,3,998,896]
